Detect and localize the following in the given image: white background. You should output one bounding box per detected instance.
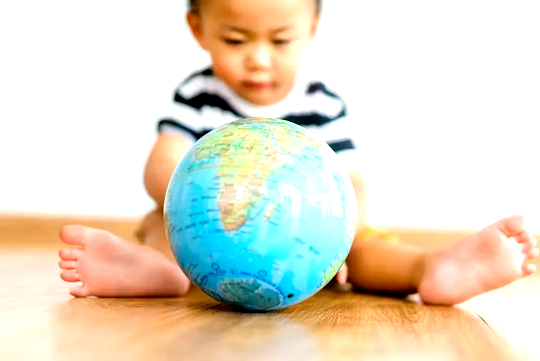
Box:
[1,1,539,231]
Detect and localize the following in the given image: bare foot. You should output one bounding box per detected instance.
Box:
[58,226,190,297]
[419,215,539,305]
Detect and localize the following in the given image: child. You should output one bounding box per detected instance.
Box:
[58,0,538,304]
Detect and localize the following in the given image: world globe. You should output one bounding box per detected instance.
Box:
[164,117,358,311]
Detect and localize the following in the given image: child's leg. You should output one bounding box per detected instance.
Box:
[346,215,538,305]
[58,133,197,297]
[58,211,190,298]
[136,207,176,262]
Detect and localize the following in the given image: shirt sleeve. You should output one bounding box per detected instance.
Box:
[303,81,362,171]
[321,116,362,171]
[156,69,216,142]
[156,94,208,142]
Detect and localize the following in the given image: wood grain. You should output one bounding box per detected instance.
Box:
[1,214,538,267]
[0,214,139,247]
[1,249,533,361]
[1,215,539,360]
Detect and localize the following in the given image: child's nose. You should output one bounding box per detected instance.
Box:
[246,43,272,70]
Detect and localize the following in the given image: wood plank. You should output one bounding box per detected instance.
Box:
[0,214,140,247]
[1,214,538,267]
[1,249,526,361]
[1,215,538,360]
[460,273,540,361]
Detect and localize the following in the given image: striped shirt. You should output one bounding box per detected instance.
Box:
[157,67,358,168]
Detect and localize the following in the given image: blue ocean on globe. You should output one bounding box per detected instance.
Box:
[164,117,358,311]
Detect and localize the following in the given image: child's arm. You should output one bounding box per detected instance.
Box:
[144,133,193,209]
[348,170,368,229]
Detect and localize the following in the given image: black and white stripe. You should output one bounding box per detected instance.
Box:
[157,67,358,160]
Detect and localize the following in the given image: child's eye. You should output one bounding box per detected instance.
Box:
[223,38,244,46]
[273,39,291,46]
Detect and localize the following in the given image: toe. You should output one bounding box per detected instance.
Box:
[60,270,80,282]
[522,264,536,276]
[516,230,534,243]
[59,247,82,260]
[521,241,535,254]
[337,263,348,285]
[59,260,77,270]
[516,230,537,247]
[526,248,539,260]
[528,235,537,248]
[497,216,525,237]
[497,215,525,237]
[69,285,90,298]
[518,231,537,255]
[60,225,86,245]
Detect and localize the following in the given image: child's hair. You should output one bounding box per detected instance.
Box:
[188,0,322,14]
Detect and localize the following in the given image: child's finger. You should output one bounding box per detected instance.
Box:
[337,263,348,284]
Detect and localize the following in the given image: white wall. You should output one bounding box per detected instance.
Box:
[1,1,539,232]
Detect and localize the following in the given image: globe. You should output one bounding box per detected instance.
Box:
[164,117,358,311]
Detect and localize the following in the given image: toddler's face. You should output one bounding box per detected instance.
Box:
[189,0,319,106]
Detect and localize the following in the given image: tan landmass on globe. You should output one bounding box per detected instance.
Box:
[264,202,277,222]
[194,119,325,232]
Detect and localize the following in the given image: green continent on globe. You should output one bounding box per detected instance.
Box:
[192,118,333,232]
[215,278,283,310]
[321,258,346,286]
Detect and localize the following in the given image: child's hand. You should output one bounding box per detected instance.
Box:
[336,263,349,285]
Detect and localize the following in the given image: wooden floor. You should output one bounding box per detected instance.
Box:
[1,217,539,360]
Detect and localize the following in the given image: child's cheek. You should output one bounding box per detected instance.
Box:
[212,50,243,87]
[279,45,306,74]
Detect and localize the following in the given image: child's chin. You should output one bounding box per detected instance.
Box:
[241,90,286,106]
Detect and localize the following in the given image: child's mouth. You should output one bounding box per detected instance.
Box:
[242,81,273,91]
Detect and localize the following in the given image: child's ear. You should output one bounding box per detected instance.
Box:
[186,12,208,50]
[310,14,320,38]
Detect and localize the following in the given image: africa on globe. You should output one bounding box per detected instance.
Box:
[164,117,358,311]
